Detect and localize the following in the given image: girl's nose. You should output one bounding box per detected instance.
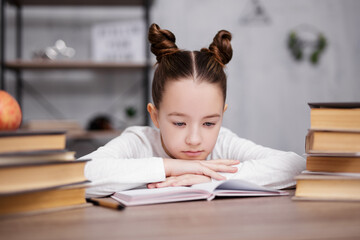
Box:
[185,128,201,146]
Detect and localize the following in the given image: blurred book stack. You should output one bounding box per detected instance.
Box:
[22,120,85,139]
[0,130,90,217]
[294,102,360,201]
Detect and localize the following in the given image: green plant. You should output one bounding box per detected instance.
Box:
[287,31,327,65]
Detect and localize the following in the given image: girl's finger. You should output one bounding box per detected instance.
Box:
[155,178,176,188]
[172,179,192,187]
[201,167,226,181]
[172,176,209,187]
[206,159,240,165]
[147,183,156,189]
[201,162,238,173]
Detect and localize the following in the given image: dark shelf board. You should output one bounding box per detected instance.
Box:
[66,130,123,141]
[5,60,149,70]
[7,0,150,6]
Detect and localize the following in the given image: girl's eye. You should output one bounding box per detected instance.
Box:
[203,122,215,127]
[173,122,186,127]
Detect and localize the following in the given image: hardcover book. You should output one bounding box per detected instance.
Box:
[0,130,66,154]
[0,150,75,165]
[305,129,360,153]
[293,172,360,201]
[308,102,360,130]
[0,159,89,193]
[0,181,90,216]
[306,153,360,173]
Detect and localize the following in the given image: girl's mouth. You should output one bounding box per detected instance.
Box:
[182,150,204,157]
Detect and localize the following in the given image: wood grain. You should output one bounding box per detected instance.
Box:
[0,191,359,240]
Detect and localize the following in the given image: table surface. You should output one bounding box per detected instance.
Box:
[1,190,360,240]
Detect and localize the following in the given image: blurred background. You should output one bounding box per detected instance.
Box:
[1,0,360,157]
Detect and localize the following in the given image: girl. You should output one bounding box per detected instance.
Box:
[81,24,305,198]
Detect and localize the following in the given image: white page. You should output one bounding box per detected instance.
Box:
[112,186,211,206]
[192,179,281,192]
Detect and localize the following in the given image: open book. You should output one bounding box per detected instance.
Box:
[111,179,288,206]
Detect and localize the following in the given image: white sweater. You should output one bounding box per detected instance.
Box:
[80,126,305,197]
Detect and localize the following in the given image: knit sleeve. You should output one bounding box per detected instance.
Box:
[79,127,166,197]
[213,128,306,189]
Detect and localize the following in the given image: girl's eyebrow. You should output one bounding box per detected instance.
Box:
[204,114,221,119]
[168,112,220,119]
[168,112,187,117]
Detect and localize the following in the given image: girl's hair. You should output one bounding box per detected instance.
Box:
[148,23,233,109]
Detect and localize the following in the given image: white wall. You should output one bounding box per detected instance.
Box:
[3,0,360,155]
[152,0,360,154]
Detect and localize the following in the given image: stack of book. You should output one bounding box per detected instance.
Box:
[294,102,360,201]
[0,130,90,217]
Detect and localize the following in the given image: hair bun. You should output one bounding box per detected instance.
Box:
[201,30,233,66]
[148,23,179,62]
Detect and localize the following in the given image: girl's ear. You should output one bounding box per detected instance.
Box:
[223,104,228,113]
[147,103,160,128]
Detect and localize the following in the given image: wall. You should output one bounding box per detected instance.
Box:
[3,0,360,155]
[152,0,360,155]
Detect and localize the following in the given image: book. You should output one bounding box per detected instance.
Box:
[22,120,85,138]
[0,130,66,154]
[111,179,288,206]
[293,172,360,201]
[294,102,360,202]
[309,102,360,131]
[22,120,83,132]
[305,129,360,153]
[0,159,89,193]
[0,150,75,165]
[0,181,89,216]
[306,153,360,173]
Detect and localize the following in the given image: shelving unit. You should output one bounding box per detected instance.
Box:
[0,0,152,125]
[5,60,148,70]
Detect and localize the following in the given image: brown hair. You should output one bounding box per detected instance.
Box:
[148,23,232,109]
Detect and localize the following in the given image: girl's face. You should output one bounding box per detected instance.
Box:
[148,79,227,160]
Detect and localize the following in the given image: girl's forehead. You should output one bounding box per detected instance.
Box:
[160,79,224,115]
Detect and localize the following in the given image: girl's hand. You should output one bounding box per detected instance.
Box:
[163,158,239,181]
[147,174,211,189]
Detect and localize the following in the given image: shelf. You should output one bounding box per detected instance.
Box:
[66,130,123,141]
[1,0,151,125]
[7,0,150,6]
[5,60,149,70]
[22,120,123,141]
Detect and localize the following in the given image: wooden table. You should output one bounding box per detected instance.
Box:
[1,190,360,240]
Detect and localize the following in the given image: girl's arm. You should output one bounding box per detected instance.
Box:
[80,127,239,197]
[216,128,306,189]
[163,158,238,179]
[80,153,166,198]
[84,155,238,197]
[78,128,167,197]
[147,158,238,188]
